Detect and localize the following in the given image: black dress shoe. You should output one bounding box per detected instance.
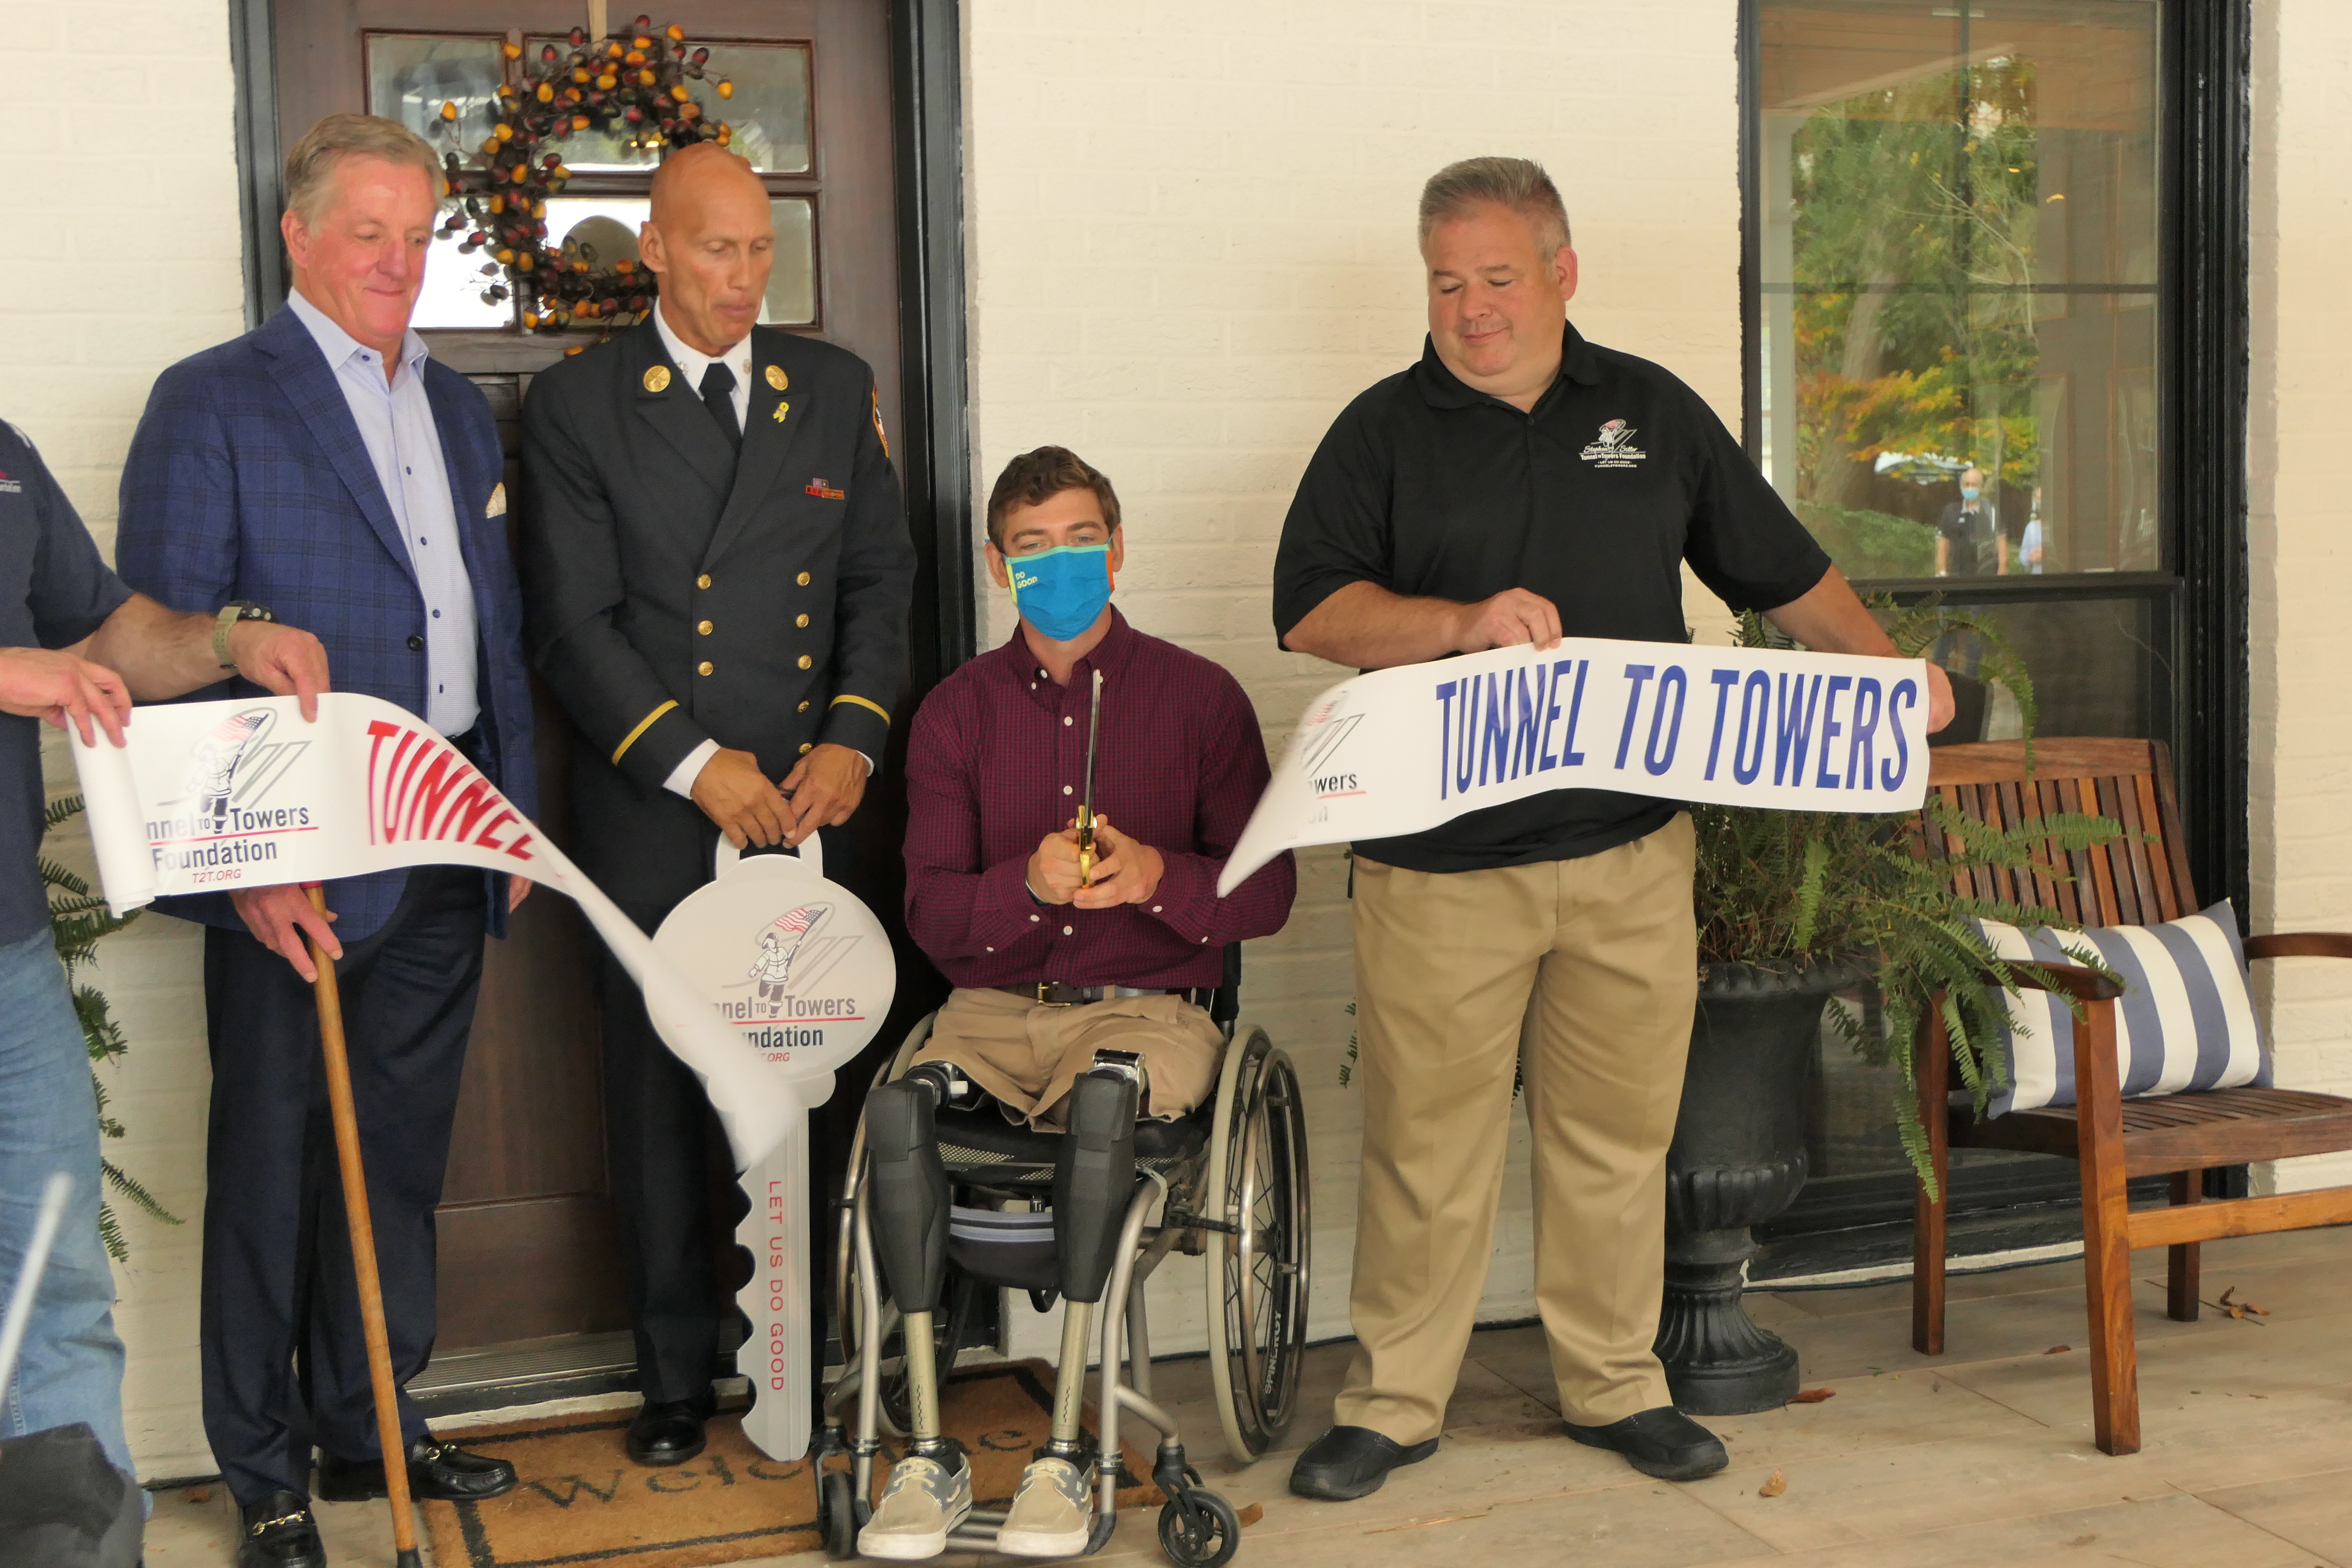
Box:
[1563,1406,1729,1480]
[626,1395,713,1467]
[1287,1425,1439,1500]
[316,1435,519,1501]
[238,1490,325,1568]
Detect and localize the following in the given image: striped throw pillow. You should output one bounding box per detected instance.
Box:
[1971,901,2268,1117]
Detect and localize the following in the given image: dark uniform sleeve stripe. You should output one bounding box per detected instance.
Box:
[829,693,890,725]
[610,699,679,764]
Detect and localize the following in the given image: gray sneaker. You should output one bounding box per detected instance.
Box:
[996,1454,1093,1557]
[857,1445,973,1560]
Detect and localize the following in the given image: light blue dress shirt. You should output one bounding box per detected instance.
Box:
[286,289,480,736]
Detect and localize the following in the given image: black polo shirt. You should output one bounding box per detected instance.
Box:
[0,422,132,943]
[1273,322,1830,873]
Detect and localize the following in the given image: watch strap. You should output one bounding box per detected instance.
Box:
[213,604,242,670]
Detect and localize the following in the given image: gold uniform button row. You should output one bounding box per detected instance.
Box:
[696,573,711,589]
[697,660,714,676]
[799,742,812,755]
[797,699,810,713]
[797,571,811,586]
[798,654,813,670]
[697,619,714,635]
[795,613,810,628]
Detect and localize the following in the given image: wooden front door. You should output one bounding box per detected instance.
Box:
[268,0,909,1353]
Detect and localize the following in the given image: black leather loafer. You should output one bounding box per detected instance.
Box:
[316,1435,519,1501]
[626,1394,713,1467]
[1287,1425,1439,1500]
[1563,1406,1729,1480]
[237,1490,326,1568]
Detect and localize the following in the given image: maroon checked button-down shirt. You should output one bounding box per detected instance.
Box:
[904,610,1296,990]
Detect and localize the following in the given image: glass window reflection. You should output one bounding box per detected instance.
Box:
[365,34,505,160]
[1753,1,2161,581]
[523,39,811,174]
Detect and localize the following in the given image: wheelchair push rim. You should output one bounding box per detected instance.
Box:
[1201,1024,1311,1460]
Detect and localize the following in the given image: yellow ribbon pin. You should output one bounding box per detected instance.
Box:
[773,400,789,423]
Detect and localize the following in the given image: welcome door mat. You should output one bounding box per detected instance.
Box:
[423,1360,1166,1568]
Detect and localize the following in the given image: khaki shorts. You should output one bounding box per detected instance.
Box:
[911,987,1226,1130]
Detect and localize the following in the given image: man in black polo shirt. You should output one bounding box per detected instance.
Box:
[1275,157,1952,1501]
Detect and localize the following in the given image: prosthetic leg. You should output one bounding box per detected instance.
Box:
[857,1063,972,1561]
[999,1056,1145,1558]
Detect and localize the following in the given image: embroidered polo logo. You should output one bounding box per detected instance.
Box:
[805,479,846,500]
[0,467,18,494]
[1580,419,1647,468]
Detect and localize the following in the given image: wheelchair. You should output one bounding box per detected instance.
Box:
[811,951,1310,1566]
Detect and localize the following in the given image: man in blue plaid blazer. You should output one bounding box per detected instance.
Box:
[114,115,531,1568]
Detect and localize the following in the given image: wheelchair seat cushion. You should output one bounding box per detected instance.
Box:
[932,1099,1211,1184]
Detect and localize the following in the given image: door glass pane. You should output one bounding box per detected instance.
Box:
[1754,1,2161,582]
[414,229,517,330]
[365,34,505,155]
[538,195,817,327]
[524,39,812,173]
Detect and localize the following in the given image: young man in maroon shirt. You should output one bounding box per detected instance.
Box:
[857,447,1295,1559]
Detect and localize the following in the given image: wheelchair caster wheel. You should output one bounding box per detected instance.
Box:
[1156,1485,1240,1568]
[818,1469,863,1560]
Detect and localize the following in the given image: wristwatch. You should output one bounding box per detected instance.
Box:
[214,601,277,669]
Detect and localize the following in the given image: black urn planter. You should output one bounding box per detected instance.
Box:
[1655,955,1865,1416]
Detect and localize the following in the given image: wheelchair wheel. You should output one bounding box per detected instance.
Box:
[818,1468,860,1560]
[1201,1025,1311,1461]
[1157,1483,1241,1568]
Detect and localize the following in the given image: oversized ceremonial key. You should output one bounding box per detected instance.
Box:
[1075,668,1104,886]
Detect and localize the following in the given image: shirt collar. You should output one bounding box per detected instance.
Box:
[991,606,1139,697]
[1413,319,1603,412]
[654,301,753,391]
[286,287,428,386]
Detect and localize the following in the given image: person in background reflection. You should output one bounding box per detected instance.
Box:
[1935,465,2005,577]
[2019,486,2045,574]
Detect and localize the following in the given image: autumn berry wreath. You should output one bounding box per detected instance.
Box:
[426,15,733,333]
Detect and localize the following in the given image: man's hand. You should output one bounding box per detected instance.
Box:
[509,877,532,913]
[1071,817,1165,910]
[779,743,869,847]
[1027,825,1086,905]
[691,748,793,849]
[1451,588,1563,655]
[1923,662,1956,735]
[0,647,132,746]
[226,619,331,722]
[232,884,342,982]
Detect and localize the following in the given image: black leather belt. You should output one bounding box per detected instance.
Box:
[998,982,1181,1007]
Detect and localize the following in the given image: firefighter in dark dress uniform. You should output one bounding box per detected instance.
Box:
[519,143,915,1466]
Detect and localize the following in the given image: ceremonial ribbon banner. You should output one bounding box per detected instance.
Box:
[1220,638,1935,895]
[70,692,814,1168]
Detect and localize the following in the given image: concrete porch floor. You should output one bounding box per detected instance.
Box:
[146,1227,2352,1567]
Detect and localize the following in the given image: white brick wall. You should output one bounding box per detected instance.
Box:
[2247,1,2352,1193]
[1,0,244,1480]
[961,0,1748,1359]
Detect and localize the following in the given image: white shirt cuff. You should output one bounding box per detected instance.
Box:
[664,738,722,798]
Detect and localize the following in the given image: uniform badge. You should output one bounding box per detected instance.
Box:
[766,365,789,391]
[773,400,789,423]
[642,365,671,394]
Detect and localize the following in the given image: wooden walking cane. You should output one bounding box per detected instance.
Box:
[302,883,425,1568]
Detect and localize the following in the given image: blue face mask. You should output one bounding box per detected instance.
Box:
[1007,543,1113,642]
[1961,486,1982,501]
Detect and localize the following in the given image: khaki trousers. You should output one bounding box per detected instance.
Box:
[1337,813,1697,1442]
[912,987,1225,1130]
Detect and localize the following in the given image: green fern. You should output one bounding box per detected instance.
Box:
[1698,599,2125,1194]
[44,795,180,1261]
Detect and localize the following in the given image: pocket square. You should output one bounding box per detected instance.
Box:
[486,482,507,518]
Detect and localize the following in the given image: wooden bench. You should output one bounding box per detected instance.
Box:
[1912,738,2352,1455]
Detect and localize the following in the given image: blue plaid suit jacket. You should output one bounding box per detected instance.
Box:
[115,305,537,942]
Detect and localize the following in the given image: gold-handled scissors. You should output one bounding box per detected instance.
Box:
[1075,669,1103,886]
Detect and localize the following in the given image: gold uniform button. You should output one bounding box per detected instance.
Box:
[795,613,810,629]
[697,660,714,676]
[696,573,711,590]
[697,619,714,635]
[799,742,813,755]
[796,571,811,586]
[797,699,811,713]
[797,654,813,670]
